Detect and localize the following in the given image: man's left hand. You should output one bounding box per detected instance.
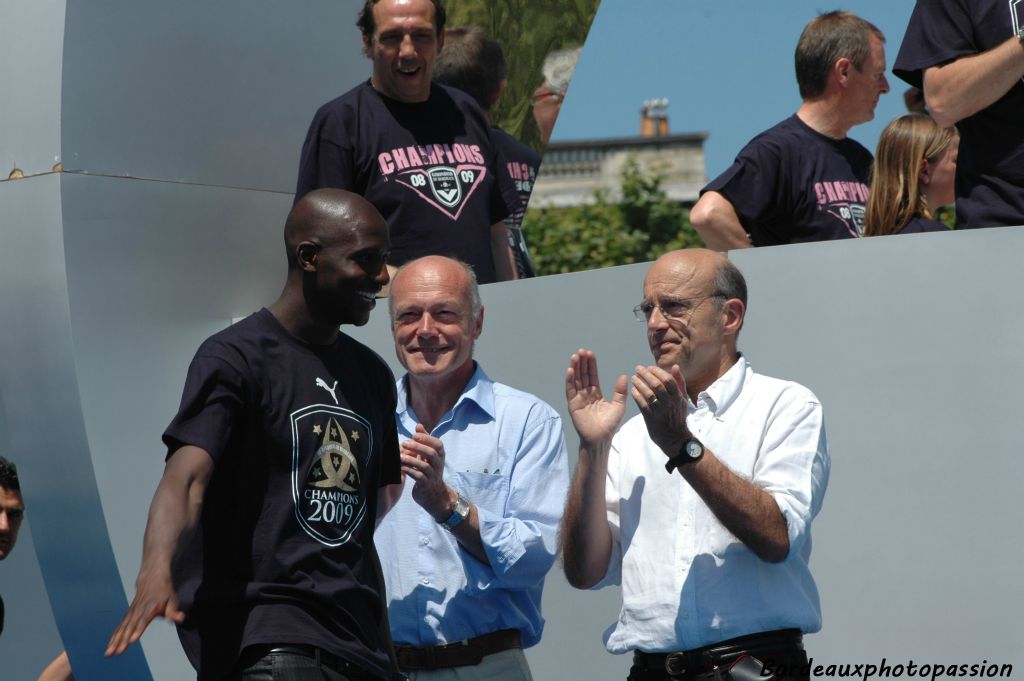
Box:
[631,364,691,456]
[400,423,455,522]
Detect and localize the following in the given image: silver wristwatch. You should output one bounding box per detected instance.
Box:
[441,493,471,531]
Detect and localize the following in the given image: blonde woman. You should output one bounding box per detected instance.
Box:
[864,114,958,235]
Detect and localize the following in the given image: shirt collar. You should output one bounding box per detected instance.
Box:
[693,354,749,415]
[396,362,496,426]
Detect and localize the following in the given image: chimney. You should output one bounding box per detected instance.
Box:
[640,98,670,137]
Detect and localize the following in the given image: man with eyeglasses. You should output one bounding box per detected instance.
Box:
[295,0,519,285]
[561,249,830,681]
[106,190,405,681]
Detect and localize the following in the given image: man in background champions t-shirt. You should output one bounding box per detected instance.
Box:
[296,0,519,284]
[691,11,890,249]
[432,25,541,279]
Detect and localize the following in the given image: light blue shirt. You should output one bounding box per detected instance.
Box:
[375,364,569,647]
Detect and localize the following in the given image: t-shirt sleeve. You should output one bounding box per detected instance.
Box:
[379,379,401,487]
[295,106,357,202]
[483,126,518,226]
[702,136,785,230]
[162,349,247,463]
[893,0,976,88]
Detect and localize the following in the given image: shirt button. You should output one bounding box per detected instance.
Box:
[421,577,429,585]
[421,537,430,545]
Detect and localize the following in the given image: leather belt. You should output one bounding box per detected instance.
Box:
[634,629,806,679]
[250,645,378,680]
[394,628,522,671]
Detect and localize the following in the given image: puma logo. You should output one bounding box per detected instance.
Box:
[315,378,338,405]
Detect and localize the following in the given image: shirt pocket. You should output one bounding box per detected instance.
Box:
[448,470,509,516]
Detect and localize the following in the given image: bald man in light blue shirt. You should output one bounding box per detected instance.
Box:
[375,256,568,681]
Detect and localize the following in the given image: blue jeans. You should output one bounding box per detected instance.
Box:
[232,650,355,681]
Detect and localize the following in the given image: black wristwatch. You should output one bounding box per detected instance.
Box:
[665,437,704,473]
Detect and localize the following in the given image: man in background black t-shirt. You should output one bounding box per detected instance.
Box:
[691,11,890,249]
[432,25,540,278]
[296,0,519,284]
[106,189,403,681]
[894,0,1024,230]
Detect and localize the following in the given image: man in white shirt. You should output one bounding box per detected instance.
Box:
[561,249,830,681]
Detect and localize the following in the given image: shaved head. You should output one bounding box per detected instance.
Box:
[646,249,748,311]
[285,189,387,269]
[390,255,481,322]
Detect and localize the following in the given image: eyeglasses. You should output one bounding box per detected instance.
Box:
[633,294,725,322]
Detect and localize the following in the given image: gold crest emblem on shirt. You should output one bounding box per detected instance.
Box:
[308,416,361,492]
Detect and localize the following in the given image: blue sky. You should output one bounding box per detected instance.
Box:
[554,1,917,179]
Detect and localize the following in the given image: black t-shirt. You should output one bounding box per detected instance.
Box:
[491,126,540,278]
[702,114,873,246]
[295,82,518,283]
[898,215,949,234]
[893,0,1024,229]
[163,308,400,680]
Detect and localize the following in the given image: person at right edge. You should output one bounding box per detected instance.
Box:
[691,12,889,249]
[893,0,1024,230]
[561,249,830,681]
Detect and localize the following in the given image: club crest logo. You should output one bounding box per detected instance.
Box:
[427,167,461,207]
[396,164,487,220]
[290,405,373,546]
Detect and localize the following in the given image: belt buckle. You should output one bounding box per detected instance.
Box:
[665,652,688,677]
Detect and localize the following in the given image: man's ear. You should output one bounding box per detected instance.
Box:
[722,298,745,337]
[472,305,484,340]
[297,242,319,272]
[362,34,373,58]
[834,57,853,87]
[490,79,507,109]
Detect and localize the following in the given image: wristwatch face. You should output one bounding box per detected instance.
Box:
[443,493,470,530]
[685,439,704,459]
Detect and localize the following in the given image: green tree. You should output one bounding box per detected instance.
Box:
[446,0,600,153]
[524,159,704,275]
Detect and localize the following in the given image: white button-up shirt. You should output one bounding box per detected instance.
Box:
[598,355,829,653]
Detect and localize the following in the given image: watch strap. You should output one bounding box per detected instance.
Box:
[665,437,704,473]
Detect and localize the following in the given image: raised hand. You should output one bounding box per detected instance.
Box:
[400,423,454,522]
[565,349,628,446]
[631,363,691,455]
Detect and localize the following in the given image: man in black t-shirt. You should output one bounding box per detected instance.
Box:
[691,11,890,249]
[296,0,519,284]
[894,0,1024,230]
[432,25,540,278]
[106,189,403,681]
